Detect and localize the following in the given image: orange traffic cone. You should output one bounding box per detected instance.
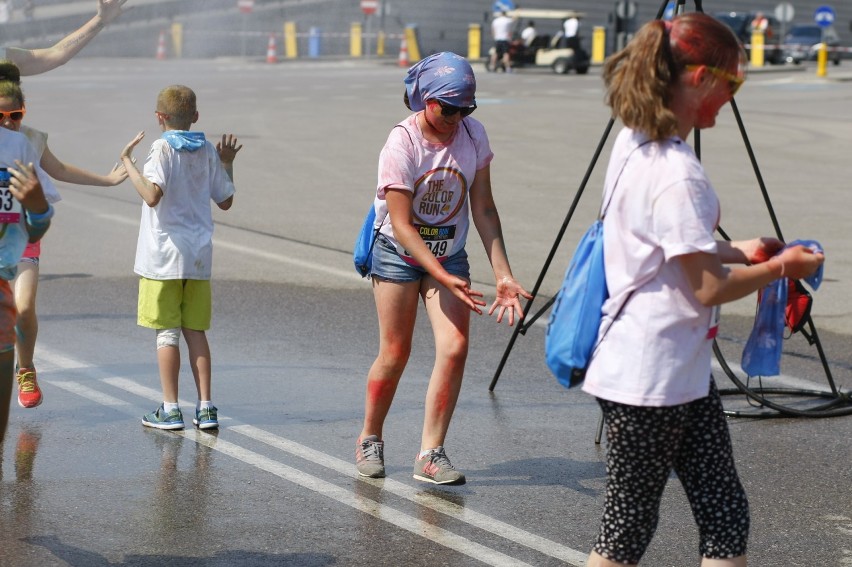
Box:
[156,31,167,60]
[398,38,409,68]
[266,34,278,64]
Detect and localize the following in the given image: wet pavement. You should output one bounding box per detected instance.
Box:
[0,58,850,566]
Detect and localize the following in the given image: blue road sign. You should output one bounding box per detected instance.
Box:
[492,0,515,13]
[814,5,836,28]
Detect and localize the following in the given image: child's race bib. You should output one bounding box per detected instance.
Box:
[0,168,22,224]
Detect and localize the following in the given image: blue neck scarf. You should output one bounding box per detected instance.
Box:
[404,52,476,111]
[162,131,206,152]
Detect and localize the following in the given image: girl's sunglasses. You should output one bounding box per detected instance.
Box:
[0,109,25,122]
[685,64,744,97]
[434,100,477,117]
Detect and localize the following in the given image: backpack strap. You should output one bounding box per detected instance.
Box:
[599,139,653,220]
[372,124,417,235]
[591,139,654,354]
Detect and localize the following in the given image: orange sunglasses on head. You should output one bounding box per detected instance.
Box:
[0,108,26,122]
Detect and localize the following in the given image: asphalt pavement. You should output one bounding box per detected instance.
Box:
[0,57,850,567]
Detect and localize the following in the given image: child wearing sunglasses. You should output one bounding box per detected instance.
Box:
[0,62,128,410]
[355,52,531,485]
[0,84,55,444]
[119,84,241,431]
[579,13,824,567]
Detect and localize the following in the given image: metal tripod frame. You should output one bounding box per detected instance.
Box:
[488,0,852,421]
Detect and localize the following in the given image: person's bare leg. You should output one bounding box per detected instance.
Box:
[702,557,746,567]
[586,551,636,567]
[359,278,420,441]
[183,328,211,401]
[0,349,14,443]
[156,344,180,403]
[13,262,39,370]
[419,274,469,451]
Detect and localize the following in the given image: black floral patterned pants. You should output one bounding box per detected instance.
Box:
[593,380,750,564]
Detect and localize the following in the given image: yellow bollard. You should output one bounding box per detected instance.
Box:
[284,21,298,59]
[591,26,605,64]
[377,30,385,57]
[750,30,765,67]
[816,43,828,77]
[170,23,183,59]
[468,23,482,61]
[350,22,363,58]
[404,25,421,63]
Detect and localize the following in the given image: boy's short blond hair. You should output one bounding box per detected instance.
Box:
[156,85,197,128]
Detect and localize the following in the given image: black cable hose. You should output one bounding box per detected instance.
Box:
[713,341,852,418]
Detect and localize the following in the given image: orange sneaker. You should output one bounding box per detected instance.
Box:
[16,367,43,408]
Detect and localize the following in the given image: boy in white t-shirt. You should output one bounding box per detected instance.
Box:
[119,85,241,431]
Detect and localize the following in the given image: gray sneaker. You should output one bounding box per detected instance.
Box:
[413,446,466,485]
[355,435,385,478]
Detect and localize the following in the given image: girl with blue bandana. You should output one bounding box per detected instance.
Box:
[119,84,242,432]
[355,52,532,485]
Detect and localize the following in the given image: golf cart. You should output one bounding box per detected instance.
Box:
[485,9,590,75]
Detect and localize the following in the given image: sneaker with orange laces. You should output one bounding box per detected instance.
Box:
[16,367,43,408]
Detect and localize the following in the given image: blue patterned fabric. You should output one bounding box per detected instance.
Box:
[404,52,476,111]
[741,239,823,377]
[161,131,206,152]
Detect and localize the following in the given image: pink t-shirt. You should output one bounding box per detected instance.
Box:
[374,114,493,265]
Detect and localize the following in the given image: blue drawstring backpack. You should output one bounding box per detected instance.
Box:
[545,140,650,388]
[353,125,414,278]
[545,219,609,388]
[353,205,381,278]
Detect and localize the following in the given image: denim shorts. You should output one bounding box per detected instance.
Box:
[371,234,470,283]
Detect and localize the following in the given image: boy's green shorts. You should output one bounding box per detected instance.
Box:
[137,277,211,331]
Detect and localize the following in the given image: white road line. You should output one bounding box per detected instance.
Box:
[49,380,132,407]
[185,430,533,567]
[231,424,588,566]
[37,348,556,565]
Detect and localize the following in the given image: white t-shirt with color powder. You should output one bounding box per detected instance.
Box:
[135,137,235,280]
[374,114,493,265]
[0,128,57,279]
[582,127,721,407]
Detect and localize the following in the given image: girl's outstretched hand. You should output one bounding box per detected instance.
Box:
[488,275,533,327]
[445,275,487,314]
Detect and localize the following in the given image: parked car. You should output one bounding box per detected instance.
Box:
[485,9,590,75]
[713,11,784,64]
[783,24,842,65]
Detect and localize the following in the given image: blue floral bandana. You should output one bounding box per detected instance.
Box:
[404,52,476,112]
